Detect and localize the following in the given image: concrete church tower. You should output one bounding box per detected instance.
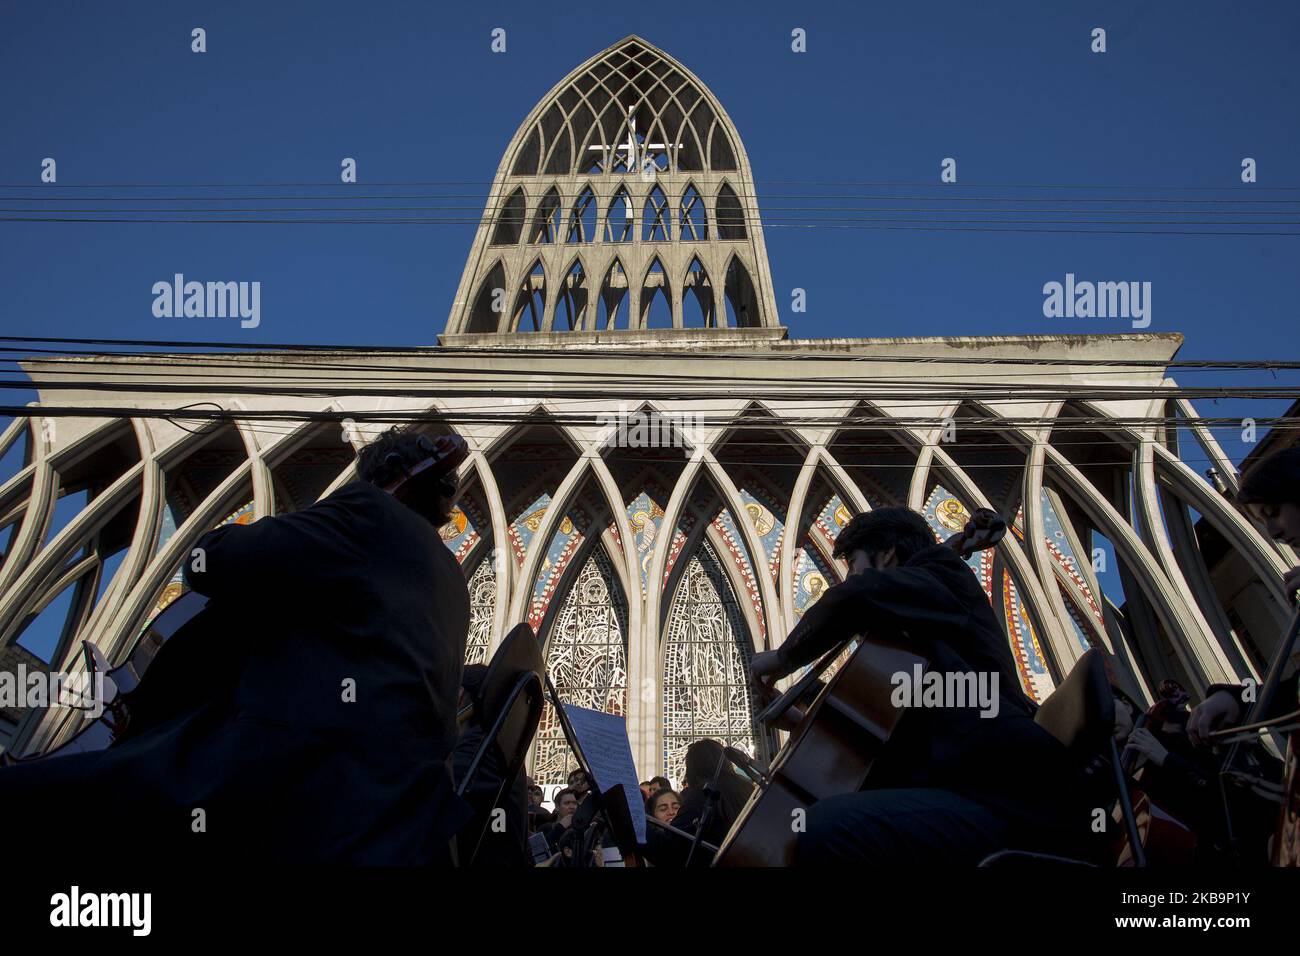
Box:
[444,35,782,340]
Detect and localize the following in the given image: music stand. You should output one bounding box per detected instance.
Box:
[543,674,643,865]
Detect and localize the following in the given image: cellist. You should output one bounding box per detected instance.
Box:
[748,507,1082,866]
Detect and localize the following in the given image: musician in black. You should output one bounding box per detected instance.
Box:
[749,507,1080,866]
[0,427,473,865]
[1188,447,1300,745]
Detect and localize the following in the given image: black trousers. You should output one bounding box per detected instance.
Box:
[796,787,1016,866]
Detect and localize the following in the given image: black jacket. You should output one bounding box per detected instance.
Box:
[0,480,472,865]
[776,544,1076,822]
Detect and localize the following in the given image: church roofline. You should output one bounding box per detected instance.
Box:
[17,330,1183,373]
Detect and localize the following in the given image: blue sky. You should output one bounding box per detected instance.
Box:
[1,1,1298,656]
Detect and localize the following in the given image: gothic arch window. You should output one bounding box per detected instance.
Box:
[683,257,715,327]
[464,556,496,666]
[679,184,707,240]
[466,262,506,333]
[490,188,525,246]
[599,259,628,329]
[640,258,672,329]
[511,127,541,176]
[605,186,634,243]
[723,256,760,328]
[661,539,758,782]
[507,39,742,177]
[528,187,561,244]
[708,124,738,171]
[716,183,746,240]
[558,259,589,331]
[511,260,547,332]
[643,185,670,242]
[566,185,597,243]
[532,546,629,785]
[540,103,574,175]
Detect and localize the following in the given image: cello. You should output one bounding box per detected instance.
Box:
[1206,604,1300,865]
[713,508,1006,867]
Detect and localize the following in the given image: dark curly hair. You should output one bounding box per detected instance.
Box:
[1238,448,1300,507]
[355,426,435,487]
[832,506,937,565]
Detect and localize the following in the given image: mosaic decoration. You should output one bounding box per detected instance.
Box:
[506,491,554,566]
[1037,490,1107,636]
[440,492,489,565]
[921,485,1051,701]
[735,483,785,586]
[623,487,667,596]
[707,506,766,642]
[792,489,849,619]
[526,505,588,631]
[532,546,628,785]
[662,539,758,783]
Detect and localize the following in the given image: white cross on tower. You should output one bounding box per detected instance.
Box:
[588,109,681,172]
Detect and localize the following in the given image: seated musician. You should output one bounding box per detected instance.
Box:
[453,664,529,866]
[1189,448,1300,747]
[0,427,474,865]
[1111,682,1277,863]
[644,738,754,867]
[749,507,1081,866]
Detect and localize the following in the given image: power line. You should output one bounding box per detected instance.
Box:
[5,336,1299,370]
[5,216,1298,237]
[6,178,1300,190]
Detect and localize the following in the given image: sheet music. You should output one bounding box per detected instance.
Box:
[563,704,647,844]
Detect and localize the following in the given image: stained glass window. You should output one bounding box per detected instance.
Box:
[464,556,496,666]
[530,546,628,785]
[662,539,757,784]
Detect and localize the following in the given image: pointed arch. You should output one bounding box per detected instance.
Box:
[723,255,760,327]
[661,537,759,783]
[531,543,630,785]
[716,183,746,240]
[683,256,715,327]
[565,184,597,243]
[642,184,670,242]
[528,186,561,244]
[490,187,525,246]
[557,257,589,331]
[598,258,629,329]
[605,185,634,242]
[466,261,507,333]
[679,183,707,240]
[640,257,672,329]
[510,127,541,176]
[510,260,547,332]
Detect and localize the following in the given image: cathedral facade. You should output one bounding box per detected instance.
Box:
[2,37,1295,785]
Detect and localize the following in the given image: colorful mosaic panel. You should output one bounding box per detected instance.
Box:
[921,486,1050,701]
[709,507,766,642]
[440,493,488,564]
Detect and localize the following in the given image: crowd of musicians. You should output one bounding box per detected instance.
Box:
[1,428,1296,867]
